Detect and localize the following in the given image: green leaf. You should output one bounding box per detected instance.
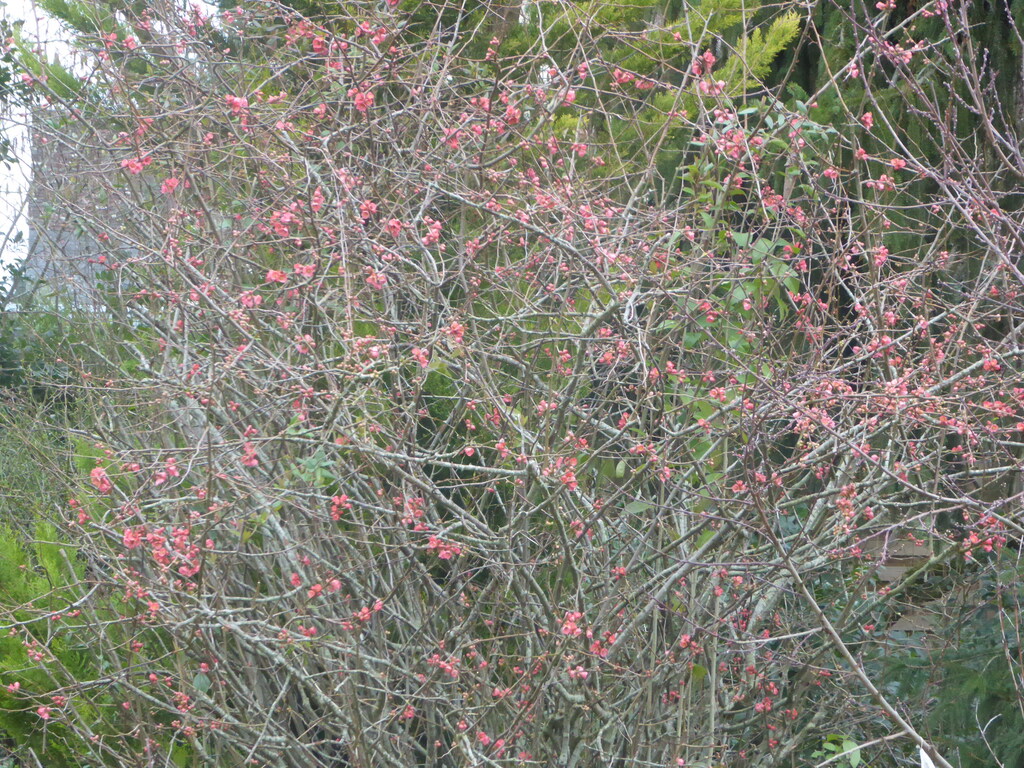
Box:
[750,238,777,265]
[192,672,212,693]
[690,664,708,686]
[171,745,192,768]
[841,740,862,767]
[241,512,268,543]
[73,438,102,475]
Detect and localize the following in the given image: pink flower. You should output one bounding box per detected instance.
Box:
[365,269,388,290]
[861,111,874,130]
[411,347,430,368]
[421,217,442,246]
[225,94,248,115]
[348,87,374,113]
[36,706,51,720]
[330,494,353,520]
[561,469,578,490]
[161,177,180,194]
[359,200,378,220]
[241,442,259,467]
[560,611,583,636]
[612,68,634,85]
[265,269,288,284]
[90,466,113,494]
[426,536,461,559]
[123,527,144,549]
[121,156,151,174]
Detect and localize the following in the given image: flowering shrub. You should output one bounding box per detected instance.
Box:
[6,0,1024,766]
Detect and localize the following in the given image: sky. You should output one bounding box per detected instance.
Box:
[0,0,69,290]
[0,0,219,291]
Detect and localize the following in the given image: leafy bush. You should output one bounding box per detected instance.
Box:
[0,523,101,767]
[5,0,1024,767]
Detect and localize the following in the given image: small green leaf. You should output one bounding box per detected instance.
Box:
[842,740,861,767]
[193,672,212,693]
[750,238,777,265]
[690,664,708,685]
[695,528,715,549]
